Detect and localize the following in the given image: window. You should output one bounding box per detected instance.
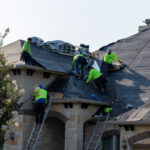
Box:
[103,137,113,150]
[0,145,3,150]
[103,136,120,150]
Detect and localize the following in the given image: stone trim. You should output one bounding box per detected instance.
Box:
[128,131,150,146]
[19,109,68,123]
[102,129,120,139]
[47,111,68,123]
[132,144,150,148]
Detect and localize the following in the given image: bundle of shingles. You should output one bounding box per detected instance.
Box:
[44,40,76,55]
[31,36,91,56]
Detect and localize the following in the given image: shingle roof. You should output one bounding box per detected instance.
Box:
[97,29,150,118]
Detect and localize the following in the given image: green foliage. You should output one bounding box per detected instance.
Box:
[0,29,23,145]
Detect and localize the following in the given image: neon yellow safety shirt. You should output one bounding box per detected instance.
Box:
[72,54,84,69]
[86,68,102,83]
[35,89,47,103]
[22,40,33,57]
[104,53,119,64]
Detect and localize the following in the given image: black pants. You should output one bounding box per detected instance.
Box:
[76,56,86,76]
[108,64,114,70]
[94,75,107,91]
[34,103,45,124]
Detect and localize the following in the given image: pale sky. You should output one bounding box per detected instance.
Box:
[0,0,150,51]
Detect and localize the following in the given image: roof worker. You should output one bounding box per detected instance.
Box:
[21,38,35,65]
[34,85,49,125]
[72,53,87,78]
[86,66,107,93]
[104,49,123,72]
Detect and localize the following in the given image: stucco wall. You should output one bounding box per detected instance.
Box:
[10,70,57,109]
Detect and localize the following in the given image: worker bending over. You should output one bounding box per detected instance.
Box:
[21,38,34,64]
[21,38,45,68]
[34,85,49,125]
[72,54,87,77]
[86,66,107,93]
[104,49,123,72]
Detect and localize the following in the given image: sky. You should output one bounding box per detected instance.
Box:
[0,0,150,51]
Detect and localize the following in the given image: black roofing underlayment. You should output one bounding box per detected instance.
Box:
[21,40,73,73]
[47,75,110,102]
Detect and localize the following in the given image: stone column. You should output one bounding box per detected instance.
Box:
[65,119,84,150]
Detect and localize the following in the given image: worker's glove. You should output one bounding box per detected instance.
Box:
[119,60,123,64]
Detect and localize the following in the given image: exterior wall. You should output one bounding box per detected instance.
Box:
[84,122,120,150]
[3,70,57,150]
[10,70,57,109]
[50,103,100,150]
[3,101,101,150]
[38,117,65,150]
[3,69,105,150]
[120,125,150,150]
[3,115,23,150]
[22,115,65,150]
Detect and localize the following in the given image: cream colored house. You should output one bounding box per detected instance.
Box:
[2,26,150,150]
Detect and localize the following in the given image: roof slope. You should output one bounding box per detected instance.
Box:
[98,29,150,118]
[47,75,110,101]
[2,40,73,74]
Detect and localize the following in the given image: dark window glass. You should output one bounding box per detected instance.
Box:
[0,145,3,150]
[103,137,113,150]
[117,136,120,150]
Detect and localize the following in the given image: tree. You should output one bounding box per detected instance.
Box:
[0,29,23,145]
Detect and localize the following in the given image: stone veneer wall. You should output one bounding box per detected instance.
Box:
[3,69,106,150]
[3,115,23,150]
[3,70,57,150]
[84,122,120,150]
[120,125,150,150]
[22,115,65,150]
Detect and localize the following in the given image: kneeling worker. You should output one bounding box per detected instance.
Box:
[34,85,49,124]
[104,49,123,72]
[86,66,107,93]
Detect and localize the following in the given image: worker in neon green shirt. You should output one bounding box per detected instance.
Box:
[20,38,36,65]
[72,54,87,77]
[34,85,49,124]
[86,66,107,93]
[22,38,33,57]
[104,49,122,71]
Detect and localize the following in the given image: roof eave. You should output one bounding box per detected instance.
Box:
[53,98,109,106]
[13,64,68,75]
[107,120,150,125]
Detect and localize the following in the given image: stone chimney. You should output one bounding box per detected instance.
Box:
[139,19,150,32]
